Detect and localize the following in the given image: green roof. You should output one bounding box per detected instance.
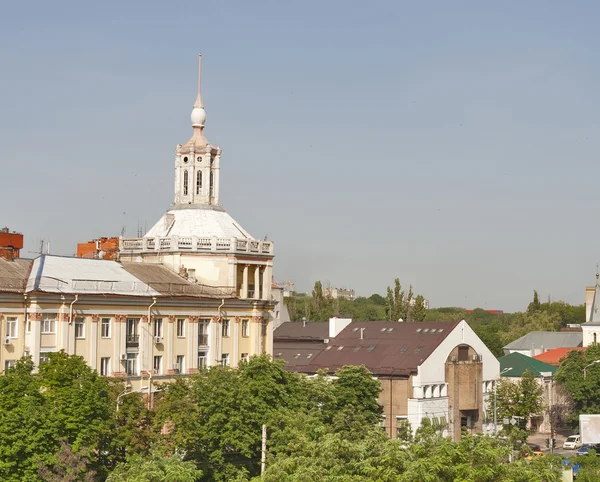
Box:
[498,352,557,378]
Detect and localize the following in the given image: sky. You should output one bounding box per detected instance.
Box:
[1,1,599,312]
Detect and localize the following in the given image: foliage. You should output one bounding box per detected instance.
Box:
[106,452,202,482]
[37,442,98,482]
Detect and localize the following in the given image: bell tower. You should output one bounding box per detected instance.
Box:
[173,54,221,206]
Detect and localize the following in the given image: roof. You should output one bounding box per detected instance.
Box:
[585,280,600,325]
[283,320,459,376]
[0,258,33,293]
[498,352,557,377]
[503,331,582,351]
[274,321,329,341]
[21,255,232,298]
[145,204,253,239]
[26,255,160,296]
[533,347,586,366]
[273,342,326,368]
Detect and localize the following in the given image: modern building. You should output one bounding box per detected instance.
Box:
[274,318,500,441]
[323,288,355,301]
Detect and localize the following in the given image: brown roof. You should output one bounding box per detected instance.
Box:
[273,342,326,368]
[0,258,32,293]
[120,262,236,298]
[273,321,329,342]
[283,320,459,377]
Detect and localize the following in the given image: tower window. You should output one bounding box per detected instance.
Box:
[197,156,202,163]
[183,156,188,163]
[183,170,189,195]
[210,171,214,196]
[196,171,202,195]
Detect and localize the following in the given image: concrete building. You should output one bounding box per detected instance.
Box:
[274,318,499,441]
[119,55,274,308]
[323,287,355,300]
[0,56,275,387]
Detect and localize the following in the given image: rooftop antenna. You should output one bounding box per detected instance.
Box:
[195,53,204,108]
[121,225,126,237]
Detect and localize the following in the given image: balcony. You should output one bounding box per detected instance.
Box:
[198,334,208,346]
[126,334,140,346]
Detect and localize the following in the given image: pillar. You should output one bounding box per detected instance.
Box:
[262,264,272,301]
[254,266,261,300]
[242,265,249,298]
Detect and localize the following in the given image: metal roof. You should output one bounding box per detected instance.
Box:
[498,352,557,377]
[145,204,253,239]
[0,258,32,293]
[273,321,329,341]
[503,331,583,351]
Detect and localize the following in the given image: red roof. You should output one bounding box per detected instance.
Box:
[533,347,586,366]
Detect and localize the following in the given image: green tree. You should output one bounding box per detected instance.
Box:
[107,452,202,482]
[411,295,427,322]
[37,442,98,482]
[312,281,324,312]
[527,290,541,314]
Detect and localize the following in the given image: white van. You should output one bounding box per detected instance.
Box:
[563,435,582,449]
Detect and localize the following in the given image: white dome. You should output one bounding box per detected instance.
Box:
[191,106,206,127]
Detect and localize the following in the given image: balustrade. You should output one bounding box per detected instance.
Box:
[120,236,274,255]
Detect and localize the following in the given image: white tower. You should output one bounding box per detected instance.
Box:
[173,54,222,206]
[583,270,600,346]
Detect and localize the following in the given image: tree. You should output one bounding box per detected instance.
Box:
[107,452,202,482]
[527,290,541,314]
[495,371,544,442]
[312,281,324,312]
[37,442,98,482]
[411,295,427,322]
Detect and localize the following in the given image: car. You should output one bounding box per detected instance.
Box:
[564,435,583,450]
[575,444,600,456]
[524,444,544,460]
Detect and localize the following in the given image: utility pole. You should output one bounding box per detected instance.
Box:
[261,424,267,476]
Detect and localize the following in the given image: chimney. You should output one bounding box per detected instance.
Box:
[0,228,23,261]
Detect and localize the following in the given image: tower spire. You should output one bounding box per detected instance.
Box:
[194,53,204,108]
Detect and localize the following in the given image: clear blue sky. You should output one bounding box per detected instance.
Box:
[1,1,599,311]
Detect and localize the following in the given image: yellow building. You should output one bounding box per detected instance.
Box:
[0,56,275,388]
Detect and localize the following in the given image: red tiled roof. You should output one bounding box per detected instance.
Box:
[533,347,586,366]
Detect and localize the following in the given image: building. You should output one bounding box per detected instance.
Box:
[77,237,120,260]
[0,254,270,388]
[0,228,23,261]
[502,331,583,357]
[274,318,500,441]
[323,287,355,300]
[0,56,275,387]
[498,352,558,433]
[583,272,600,346]
[533,347,586,367]
[119,55,274,310]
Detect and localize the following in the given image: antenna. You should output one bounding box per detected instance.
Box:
[194,53,204,108]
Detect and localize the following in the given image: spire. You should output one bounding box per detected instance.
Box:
[194,53,204,108]
[588,266,600,324]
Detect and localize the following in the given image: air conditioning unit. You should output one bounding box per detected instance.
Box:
[478,354,483,362]
[173,363,180,370]
[154,336,163,344]
[120,353,127,361]
[451,355,457,362]
[3,337,11,346]
[472,354,478,361]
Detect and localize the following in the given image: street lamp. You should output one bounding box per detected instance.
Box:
[494,367,513,436]
[584,360,600,379]
[116,383,148,412]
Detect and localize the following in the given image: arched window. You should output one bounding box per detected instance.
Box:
[196,171,202,195]
[183,170,188,196]
[210,171,214,196]
[183,156,188,163]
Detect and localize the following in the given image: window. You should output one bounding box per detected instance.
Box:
[183,156,188,163]
[221,319,230,338]
[4,360,15,371]
[126,319,139,344]
[153,356,162,375]
[221,353,229,367]
[153,318,163,337]
[126,353,138,376]
[196,171,202,194]
[41,316,56,334]
[196,156,202,163]
[100,357,110,376]
[176,355,185,373]
[241,319,249,337]
[101,318,111,338]
[26,319,31,333]
[198,351,207,369]
[176,319,185,337]
[74,317,85,339]
[6,317,17,338]
[458,345,469,361]
[396,417,411,441]
[209,171,214,196]
[183,170,189,195]
[240,353,249,363]
[198,319,209,345]
[39,352,51,364]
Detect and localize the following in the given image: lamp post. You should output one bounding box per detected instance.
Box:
[584,360,600,379]
[116,383,148,412]
[494,367,513,436]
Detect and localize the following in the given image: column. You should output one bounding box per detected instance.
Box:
[166,316,175,373]
[188,316,197,373]
[232,318,240,368]
[262,264,272,301]
[29,312,41,370]
[90,315,98,370]
[242,265,249,298]
[254,266,261,300]
[207,317,218,366]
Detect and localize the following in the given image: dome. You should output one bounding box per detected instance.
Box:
[191,106,206,127]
